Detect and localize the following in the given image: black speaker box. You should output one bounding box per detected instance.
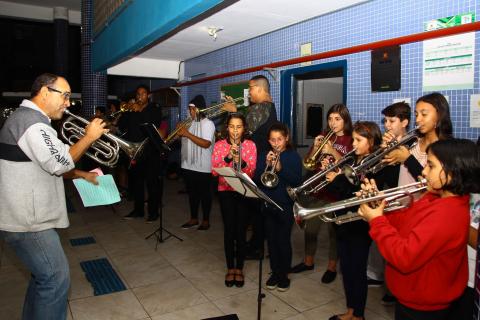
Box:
[371,45,401,92]
[306,105,323,138]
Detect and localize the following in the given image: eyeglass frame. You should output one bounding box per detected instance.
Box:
[47,87,71,101]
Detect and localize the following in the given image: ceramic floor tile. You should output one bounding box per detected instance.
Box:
[133,277,208,317]
[69,290,148,320]
[213,289,299,320]
[150,302,224,320]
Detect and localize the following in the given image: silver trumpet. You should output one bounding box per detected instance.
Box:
[61,109,147,167]
[343,127,419,185]
[293,179,427,227]
[287,148,356,202]
[260,149,280,188]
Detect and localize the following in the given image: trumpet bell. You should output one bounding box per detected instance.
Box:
[260,172,279,188]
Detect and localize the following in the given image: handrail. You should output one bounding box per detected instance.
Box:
[175,21,480,87]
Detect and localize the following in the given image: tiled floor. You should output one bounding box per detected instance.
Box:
[0,178,394,320]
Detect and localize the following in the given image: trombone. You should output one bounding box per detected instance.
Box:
[293,179,427,227]
[343,127,419,185]
[287,148,357,202]
[303,130,336,171]
[260,149,280,188]
[61,109,147,167]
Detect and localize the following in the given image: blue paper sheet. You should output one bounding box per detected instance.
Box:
[72,175,120,207]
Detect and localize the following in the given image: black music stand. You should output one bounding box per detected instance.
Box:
[140,123,182,250]
[214,167,282,320]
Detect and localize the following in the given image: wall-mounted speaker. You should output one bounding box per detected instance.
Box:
[371,46,401,92]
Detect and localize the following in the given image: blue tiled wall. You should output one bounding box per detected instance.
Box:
[183,0,480,140]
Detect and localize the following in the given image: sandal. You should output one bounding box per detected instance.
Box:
[234,270,244,287]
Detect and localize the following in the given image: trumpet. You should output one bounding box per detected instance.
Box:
[287,148,357,202]
[109,99,139,118]
[303,130,336,171]
[61,109,147,167]
[230,133,242,172]
[200,97,245,119]
[260,149,280,188]
[293,179,427,227]
[343,127,419,185]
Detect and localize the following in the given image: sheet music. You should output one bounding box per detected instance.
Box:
[213,167,283,211]
[73,174,121,207]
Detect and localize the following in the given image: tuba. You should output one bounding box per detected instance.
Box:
[293,179,427,227]
[61,109,147,167]
[303,130,336,171]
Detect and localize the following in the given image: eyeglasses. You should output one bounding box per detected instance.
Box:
[47,87,71,101]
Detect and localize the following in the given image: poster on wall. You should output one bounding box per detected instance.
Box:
[422,13,475,91]
[470,94,480,128]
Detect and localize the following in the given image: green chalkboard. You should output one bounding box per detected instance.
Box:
[220,81,249,108]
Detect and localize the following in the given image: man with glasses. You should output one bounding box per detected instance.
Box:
[0,73,107,320]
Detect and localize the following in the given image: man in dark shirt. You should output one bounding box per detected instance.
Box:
[119,85,167,223]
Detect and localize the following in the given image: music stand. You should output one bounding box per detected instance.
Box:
[140,123,183,249]
[213,167,282,320]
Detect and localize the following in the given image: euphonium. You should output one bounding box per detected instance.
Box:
[260,149,280,188]
[343,127,419,185]
[293,179,427,227]
[303,130,336,171]
[61,109,147,167]
[287,148,357,202]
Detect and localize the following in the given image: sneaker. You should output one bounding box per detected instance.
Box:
[321,270,337,284]
[122,211,143,220]
[181,221,199,229]
[367,277,384,287]
[145,215,159,224]
[290,262,314,273]
[381,293,397,306]
[277,278,290,292]
[266,274,279,290]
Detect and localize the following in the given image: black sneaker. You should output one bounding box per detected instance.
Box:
[321,270,337,284]
[381,293,397,306]
[367,277,384,287]
[122,211,143,220]
[290,262,314,273]
[266,274,279,290]
[277,278,290,292]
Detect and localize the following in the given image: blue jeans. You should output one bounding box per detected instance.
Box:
[1,229,70,320]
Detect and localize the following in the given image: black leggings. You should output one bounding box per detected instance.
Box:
[218,191,248,269]
[130,156,164,217]
[337,233,371,318]
[183,169,212,221]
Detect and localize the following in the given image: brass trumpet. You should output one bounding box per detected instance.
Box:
[61,109,147,167]
[343,127,419,185]
[260,149,280,188]
[287,148,357,202]
[293,179,427,227]
[303,130,336,171]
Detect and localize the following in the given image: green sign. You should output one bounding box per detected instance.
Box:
[424,13,475,31]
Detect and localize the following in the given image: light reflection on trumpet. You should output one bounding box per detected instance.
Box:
[293,179,427,227]
[287,148,357,202]
[303,130,336,171]
[343,127,419,185]
[260,148,280,188]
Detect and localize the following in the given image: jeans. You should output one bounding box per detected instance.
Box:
[1,229,70,320]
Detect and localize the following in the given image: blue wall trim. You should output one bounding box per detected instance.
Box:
[280,60,347,129]
[92,0,225,71]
